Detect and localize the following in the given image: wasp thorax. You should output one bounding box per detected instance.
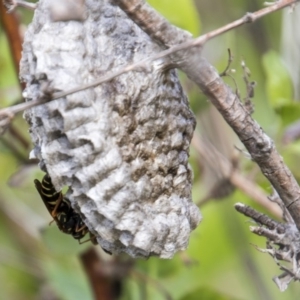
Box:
[21,0,201,258]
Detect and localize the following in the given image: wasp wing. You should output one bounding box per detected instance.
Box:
[34,178,66,232]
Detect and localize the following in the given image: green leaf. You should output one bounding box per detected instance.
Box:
[262,51,293,109]
[276,103,300,127]
[148,0,201,36]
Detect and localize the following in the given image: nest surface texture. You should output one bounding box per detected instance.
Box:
[21,0,201,258]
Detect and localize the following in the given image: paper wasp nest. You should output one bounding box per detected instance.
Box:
[20,0,201,258]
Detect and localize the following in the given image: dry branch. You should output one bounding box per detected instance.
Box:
[114,0,300,231]
[1,0,297,119]
[192,135,282,218]
[235,203,300,291]
[3,0,36,11]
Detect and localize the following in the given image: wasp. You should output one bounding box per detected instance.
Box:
[34,173,97,244]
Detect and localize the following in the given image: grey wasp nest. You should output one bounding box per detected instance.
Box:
[20,0,201,258]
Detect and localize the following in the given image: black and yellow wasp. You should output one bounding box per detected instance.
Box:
[34,173,97,244]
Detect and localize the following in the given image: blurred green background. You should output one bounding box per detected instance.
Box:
[1,0,300,299]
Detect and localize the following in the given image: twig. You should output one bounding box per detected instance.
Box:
[130,269,173,300]
[235,202,300,291]
[115,0,298,47]
[0,0,297,121]
[219,49,239,96]
[192,135,282,218]
[235,202,284,231]
[241,60,256,115]
[219,49,234,77]
[3,0,36,12]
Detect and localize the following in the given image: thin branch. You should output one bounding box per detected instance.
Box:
[0,0,299,119]
[192,135,282,218]
[219,49,234,77]
[235,203,285,233]
[114,0,298,47]
[0,0,297,121]
[16,0,36,10]
[130,269,173,300]
[235,202,300,291]
[3,0,37,12]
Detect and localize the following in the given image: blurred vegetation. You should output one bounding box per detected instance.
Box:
[1,1,300,300]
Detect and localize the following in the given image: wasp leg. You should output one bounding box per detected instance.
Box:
[78,237,92,244]
[50,192,64,218]
[78,233,98,245]
[75,223,87,233]
[90,233,98,245]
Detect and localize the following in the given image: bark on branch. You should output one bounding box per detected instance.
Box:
[113,0,300,230]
